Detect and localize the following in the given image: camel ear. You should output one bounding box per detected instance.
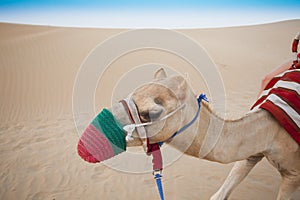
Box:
[154,68,167,79]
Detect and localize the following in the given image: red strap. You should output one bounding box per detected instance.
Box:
[292,39,299,52]
[120,100,136,124]
[121,100,163,171]
[147,139,163,171]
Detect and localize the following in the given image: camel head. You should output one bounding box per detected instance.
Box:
[78,68,198,163]
[123,68,195,145]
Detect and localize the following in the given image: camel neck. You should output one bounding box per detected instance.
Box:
[197,104,279,163]
[183,101,278,164]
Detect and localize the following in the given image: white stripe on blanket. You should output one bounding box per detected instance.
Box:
[254,94,300,127]
[259,80,300,98]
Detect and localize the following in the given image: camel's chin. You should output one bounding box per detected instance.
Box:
[125,134,168,147]
[146,137,162,144]
[126,138,143,147]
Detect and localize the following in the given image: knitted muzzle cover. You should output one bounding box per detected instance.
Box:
[77,108,126,163]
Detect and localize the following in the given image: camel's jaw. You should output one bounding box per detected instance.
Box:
[112,95,181,151]
[129,83,184,144]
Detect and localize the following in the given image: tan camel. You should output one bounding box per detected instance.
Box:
[111,68,300,200]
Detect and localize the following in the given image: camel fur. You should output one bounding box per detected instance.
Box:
[111,68,300,200]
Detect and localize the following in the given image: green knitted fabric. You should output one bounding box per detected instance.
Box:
[92,108,126,155]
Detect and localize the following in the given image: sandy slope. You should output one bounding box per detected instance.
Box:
[0,20,300,199]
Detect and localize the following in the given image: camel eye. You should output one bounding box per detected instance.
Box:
[154,97,163,105]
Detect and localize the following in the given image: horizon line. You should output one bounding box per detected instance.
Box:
[1,19,299,30]
[1,5,299,29]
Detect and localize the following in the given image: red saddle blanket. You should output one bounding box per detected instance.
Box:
[251,68,300,145]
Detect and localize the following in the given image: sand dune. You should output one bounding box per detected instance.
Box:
[0,20,300,199]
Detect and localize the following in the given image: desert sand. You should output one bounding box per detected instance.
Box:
[0,20,300,199]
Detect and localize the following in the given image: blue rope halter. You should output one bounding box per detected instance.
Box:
[153,94,208,200]
[158,93,208,146]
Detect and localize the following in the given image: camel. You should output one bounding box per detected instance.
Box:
[110,68,300,200]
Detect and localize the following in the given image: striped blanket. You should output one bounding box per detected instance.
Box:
[251,68,300,145]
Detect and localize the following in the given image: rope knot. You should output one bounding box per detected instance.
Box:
[198,94,209,104]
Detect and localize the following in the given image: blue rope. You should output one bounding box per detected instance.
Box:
[154,173,165,200]
[154,94,208,200]
[158,94,208,146]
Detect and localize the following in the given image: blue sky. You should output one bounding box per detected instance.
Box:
[0,0,299,28]
[1,0,300,9]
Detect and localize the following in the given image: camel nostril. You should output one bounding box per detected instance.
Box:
[140,111,150,122]
[140,109,163,122]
